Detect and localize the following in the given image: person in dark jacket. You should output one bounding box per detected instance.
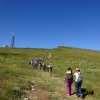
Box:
[64,67,73,96]
[42,62,46,71]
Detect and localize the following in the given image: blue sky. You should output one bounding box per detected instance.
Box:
[0,0,100,50]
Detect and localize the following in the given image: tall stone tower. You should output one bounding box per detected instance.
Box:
[11,32,15,48]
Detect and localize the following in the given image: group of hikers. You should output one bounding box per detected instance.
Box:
[64,67,83,98]
[29,58,94,98]
[29,58,84,97]
[29,58,53,73]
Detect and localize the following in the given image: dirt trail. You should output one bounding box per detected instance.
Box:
[26,51,95,100]
[50,75,94,100]
[27,72,81,100]
[49,74,79,100]
[27,52,89,100]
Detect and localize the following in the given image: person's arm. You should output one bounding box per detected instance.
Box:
[73,72,76,81]
[64,72,67,79]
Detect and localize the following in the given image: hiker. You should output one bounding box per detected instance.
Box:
[32,59,38,69]
[28,59,33,65]
[47,63,53,73]
[47,63,53,76]
[64,67,73,96]
[74,67,83,97]
[39,61,43,70]
[42,62,46,71]
[38,58,44,70]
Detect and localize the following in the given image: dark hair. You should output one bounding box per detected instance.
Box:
[65,67,73,80]
[67,67,72,70]
[67,67,73,75]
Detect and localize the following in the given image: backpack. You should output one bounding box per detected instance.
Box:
[77,72,82,82]
[65,74,73,80]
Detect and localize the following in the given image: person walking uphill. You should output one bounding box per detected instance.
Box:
[47,63,53,76]
[74,68,83,98]
[42,62,46,71]
[64,67,73,96]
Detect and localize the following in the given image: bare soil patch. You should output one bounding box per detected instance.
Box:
[28,85,50,100]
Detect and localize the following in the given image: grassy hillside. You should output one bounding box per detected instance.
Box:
[0,47,100,100]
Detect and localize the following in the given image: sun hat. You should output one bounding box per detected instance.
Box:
[76,67,80,71]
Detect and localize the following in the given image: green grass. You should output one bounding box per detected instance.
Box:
[0,47,100,100]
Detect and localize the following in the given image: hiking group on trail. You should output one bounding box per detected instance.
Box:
[28,58,53,73]
[29,58,84,98]
[28,58,94,99]
[65,67,83,98]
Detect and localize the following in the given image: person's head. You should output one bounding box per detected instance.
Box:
[76,67,80,72]
[67,67,72,71]
[66,67,73,74]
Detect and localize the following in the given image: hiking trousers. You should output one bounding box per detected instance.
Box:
[66,80,72,95]
[75,80,82,96]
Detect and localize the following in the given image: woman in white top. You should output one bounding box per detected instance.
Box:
[74,68,83,97]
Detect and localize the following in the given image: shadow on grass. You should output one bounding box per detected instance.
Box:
[81,88,94,98]
[71,88,94,99]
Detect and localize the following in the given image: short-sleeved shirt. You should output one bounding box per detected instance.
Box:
[74,72,82,82]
